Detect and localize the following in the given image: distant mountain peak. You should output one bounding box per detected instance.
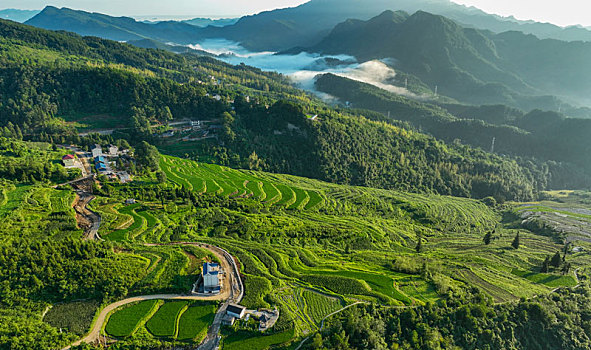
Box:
[370,10,410,23]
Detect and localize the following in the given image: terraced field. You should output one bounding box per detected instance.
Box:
[105,300,216,340]
[132,245,217,294]
[0,185,80,241]
[145,301,189,337]
[91,156,591,349]
[160,156,324,210]
[177,302,217,342]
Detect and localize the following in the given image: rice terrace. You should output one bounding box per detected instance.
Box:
[50,153,587,349]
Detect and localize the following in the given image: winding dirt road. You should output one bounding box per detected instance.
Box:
[62,242,243,350]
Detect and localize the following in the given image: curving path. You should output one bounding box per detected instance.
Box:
[62,242,243,350]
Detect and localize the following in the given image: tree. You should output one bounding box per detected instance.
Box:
[248,151,262,171]
[135,141,160,172]
[550,251,562,268]
[562,262,572,275]
[483,232,492,245]
[541,256,550,273]
[312,333,323,349]
[160,106,173,123]
[511,233,520,249]
[156,170,167,184]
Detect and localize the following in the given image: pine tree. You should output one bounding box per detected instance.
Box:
[416,234,423,253]
[550,251,562,268]
[562,262,572,275]
[511,233,520,249]
[483,232,492,245]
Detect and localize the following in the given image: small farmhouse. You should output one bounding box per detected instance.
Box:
[62,154,76,167]
[94,155,107,172]
[108,145,118,156]
[226,304,247,319]
[118,172,131,183]
[202,262,221,294]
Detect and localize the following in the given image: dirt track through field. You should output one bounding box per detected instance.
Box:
[62,242,243,350]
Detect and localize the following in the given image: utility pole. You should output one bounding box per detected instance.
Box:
[434,85,438,96]
[405,78,408,89]
[490,137,496,153]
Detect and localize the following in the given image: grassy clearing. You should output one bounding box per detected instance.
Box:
[105,300,160,338]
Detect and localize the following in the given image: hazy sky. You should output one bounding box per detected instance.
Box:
[453,0,591,27]
[2,0,591,26]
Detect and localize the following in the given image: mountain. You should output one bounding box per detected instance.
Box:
[0,9,39,23]
[182,17,239,27]
[303,10,591,111]
[196,0,591,51]
[25,1,591,54]
[1,17,577,201]
[25,6,202,43]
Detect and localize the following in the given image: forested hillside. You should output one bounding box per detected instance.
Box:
[303,10,591,112]
[0,18,567,202]
[315,73,591,191]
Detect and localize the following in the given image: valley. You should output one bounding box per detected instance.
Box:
[1,1,591,349]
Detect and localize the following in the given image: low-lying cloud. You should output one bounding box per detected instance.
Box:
[192,39,419,102]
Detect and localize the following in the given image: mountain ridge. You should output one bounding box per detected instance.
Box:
[301,10,591,112]
[24,0,591,53]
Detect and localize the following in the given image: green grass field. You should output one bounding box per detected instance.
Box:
[105,300,160,338]
[145,301,189,338]
[177,302,217,341]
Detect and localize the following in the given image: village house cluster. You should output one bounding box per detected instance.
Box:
[61,144,132,183]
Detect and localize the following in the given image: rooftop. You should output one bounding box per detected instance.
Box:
[203,262,220,275]
[62,154,75,160]
[227,304,246,315]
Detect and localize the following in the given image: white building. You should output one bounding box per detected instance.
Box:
[62,154,76,167]
[226,304,246,319]
[118,172,131,183]
[202,262,221,294]
[108,145,118,156]
[91,144,102,158]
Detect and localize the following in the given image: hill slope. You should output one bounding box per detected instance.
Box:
[305,10,591,110]
[25,6,202,43]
